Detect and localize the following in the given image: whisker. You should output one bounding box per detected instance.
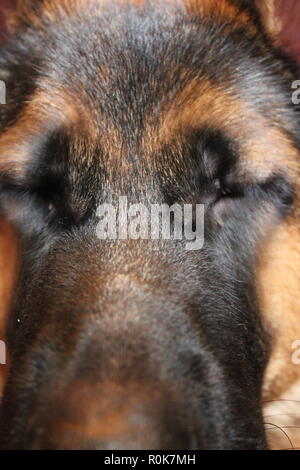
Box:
[264,413,300,419]
[263,399,300,405]
[267,426,300,430]
[264,422,294,449]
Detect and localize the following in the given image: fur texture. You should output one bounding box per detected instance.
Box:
[0,0,299,450]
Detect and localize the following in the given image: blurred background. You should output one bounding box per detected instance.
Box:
[277,0,300,62]
[1,0,300,63]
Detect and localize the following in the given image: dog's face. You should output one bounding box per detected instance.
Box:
[0,0,299,450]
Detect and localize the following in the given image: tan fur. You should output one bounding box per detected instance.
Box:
[185,0,255,29]
[258,216,300,401]
[160,79,300,180]
[264,379,300,450]
[255,0,281,37]
[0,84,96,178]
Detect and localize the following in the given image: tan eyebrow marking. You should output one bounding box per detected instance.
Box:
[0,82,96,178]
[158,78,300,181]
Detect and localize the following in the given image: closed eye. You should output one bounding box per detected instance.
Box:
[212,177,241,201]
[211,174,294,226]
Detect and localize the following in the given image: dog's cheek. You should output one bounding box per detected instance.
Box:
[0,217,18,398]
[257,216,300,401]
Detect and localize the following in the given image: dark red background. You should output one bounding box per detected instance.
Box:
[0,0,16,39]
[0,0,299,61]
[277,0,300,62]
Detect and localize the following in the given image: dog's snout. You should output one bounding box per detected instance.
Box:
[29,381,192,450]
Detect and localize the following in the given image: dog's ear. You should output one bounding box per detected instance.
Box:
[253,0,281,37]
[189,1,281,38]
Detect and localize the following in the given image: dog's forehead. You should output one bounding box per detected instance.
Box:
[1,0,298,184]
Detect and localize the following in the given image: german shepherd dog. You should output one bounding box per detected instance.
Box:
[0,0,299,450]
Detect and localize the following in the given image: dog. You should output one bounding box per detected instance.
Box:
[0,0,299,450]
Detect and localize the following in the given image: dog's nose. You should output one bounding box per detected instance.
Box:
[29,381,193,450]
